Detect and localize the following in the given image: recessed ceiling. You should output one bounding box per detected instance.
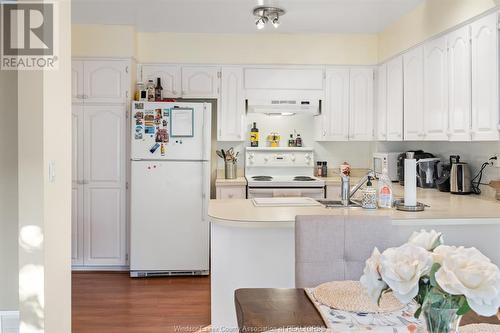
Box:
[72,0,424,34]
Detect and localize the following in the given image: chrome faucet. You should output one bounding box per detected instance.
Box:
[340,170,375,207]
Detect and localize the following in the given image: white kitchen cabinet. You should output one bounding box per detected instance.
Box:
[424,35,449,141]
[404,46,425,141]
[319,68,350,141]
[140,64,182,98]
[72,60,84,104]
[448,26,472,141]
[216,186,246,200]
[244,67,324,90]
[82,105,127,266]
[219,67,245,141]
[181,66,220,98]
[83,60,130,104]
[72,105,84,266]
[376,64,387,141]
[386,56,404,141]
[349,68,374,141]
[471,12,500,141]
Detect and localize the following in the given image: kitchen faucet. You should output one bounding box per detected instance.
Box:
[340,170,375,207]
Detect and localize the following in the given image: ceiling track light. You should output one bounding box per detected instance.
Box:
[253,6,286,30]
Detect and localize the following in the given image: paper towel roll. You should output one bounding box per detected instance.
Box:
[404,158,417,207]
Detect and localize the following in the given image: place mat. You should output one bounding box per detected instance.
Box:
[305,287,422,333]
[460,324,500,333]
[313,281,404,313]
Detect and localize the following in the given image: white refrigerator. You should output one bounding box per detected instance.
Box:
[130,101,211,277]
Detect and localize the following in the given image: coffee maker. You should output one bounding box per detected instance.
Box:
[397,150,437,187]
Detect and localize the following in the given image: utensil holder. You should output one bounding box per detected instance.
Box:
[225,161,237,179]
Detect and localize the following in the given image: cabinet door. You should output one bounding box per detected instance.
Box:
[72,105,84,266]
[83,60,129,104]
[72,60,84,104]
[404,46,425,141]
[471,12,499,141]
[216,186,246,199]
[181,66,220,98]
[83,105,127,266]
[424,36,449,141]
[219,67,245,141]
[140,64,181,98]
[376,64,388,141]
[448,26,472,141]
[349,68,374,141]
[386,56,404,141]
[321,68,350,141]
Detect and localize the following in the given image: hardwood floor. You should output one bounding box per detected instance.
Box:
[72,272,211,333]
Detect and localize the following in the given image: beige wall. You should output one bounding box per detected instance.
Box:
[0,71,19,311]
[378,0,498,61]
[72,24,379,64]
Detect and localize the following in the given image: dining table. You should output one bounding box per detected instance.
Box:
[234,288,500,333]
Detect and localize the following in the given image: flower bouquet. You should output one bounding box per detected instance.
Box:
[360,230,500,333]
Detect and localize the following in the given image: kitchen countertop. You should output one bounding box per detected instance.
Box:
[215,176,248,186]
[209,185,500,224]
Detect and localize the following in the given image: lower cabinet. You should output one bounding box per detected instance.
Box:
[72,104,127,268]
[216,185,247,199]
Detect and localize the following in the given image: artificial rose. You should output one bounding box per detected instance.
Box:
[408,229,443,251]
[360,247,387,303]
[435,246,500,316]
[379,243,433,304]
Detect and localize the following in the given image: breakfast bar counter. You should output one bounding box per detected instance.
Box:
[208,188,500,332]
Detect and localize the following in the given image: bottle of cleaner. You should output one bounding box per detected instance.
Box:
[378,168,394,208]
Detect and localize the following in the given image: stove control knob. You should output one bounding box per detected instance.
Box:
[263,157,269,163]
[290,155,296,162]
[305,154,312,164]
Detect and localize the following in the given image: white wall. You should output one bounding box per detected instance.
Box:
[0,70,19,311]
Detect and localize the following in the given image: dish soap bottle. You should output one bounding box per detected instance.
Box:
[378,168,394,208]
[361,176,377,209]
[250,122,259,147]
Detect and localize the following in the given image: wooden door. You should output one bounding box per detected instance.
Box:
[448,26,472,141]
[386,56,404,141]
[424,35,449,141]
[140,64,182,98]
[349,68,374,141]
[83,105,127,266]
[219,67,245,141]
[404,46,424,141]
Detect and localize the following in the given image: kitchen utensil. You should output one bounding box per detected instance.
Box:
[450,155,472,195]
[225,160,237,179]
[216,150,225,159]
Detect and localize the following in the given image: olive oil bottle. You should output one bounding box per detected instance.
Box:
[250,122,259,147]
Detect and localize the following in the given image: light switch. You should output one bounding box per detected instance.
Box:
[48,161,56,183]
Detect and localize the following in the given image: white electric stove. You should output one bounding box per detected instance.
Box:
[245,147,325,199]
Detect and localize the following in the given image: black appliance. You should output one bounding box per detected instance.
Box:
[397,150,436,186]
[436,163,451,192]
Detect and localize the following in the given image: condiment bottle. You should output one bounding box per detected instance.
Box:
[146,80,155,102]
[322,161,328,177]
[295,134,302,147]
[250,122,259,147]
[316,162,323,177]
[155,77,163,101]
[288,134,295,147]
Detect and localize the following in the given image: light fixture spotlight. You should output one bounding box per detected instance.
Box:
[253,6,286,30]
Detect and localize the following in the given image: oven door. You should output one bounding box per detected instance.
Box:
[247,187,325,199]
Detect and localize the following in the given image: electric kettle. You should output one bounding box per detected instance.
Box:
[449,155,471,194]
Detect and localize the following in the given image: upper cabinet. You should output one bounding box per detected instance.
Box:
[424,35,449,141]
[386,56,404,141]
[219,67,245,141]
[319,68,350,141]
[404,46,424,141]
[244,68,324,90]
[83,60,130,104]
[376,64,387,141]
[141,64,181,98]
[349,68,374,141]
[448,26,472,141]
[471,12,500,141]
[72,60,84,104]
[181,66,220,98]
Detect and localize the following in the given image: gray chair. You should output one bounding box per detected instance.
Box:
[295,215,394,288]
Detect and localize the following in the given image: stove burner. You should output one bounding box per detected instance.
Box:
[293,176,315,181]
[252,176,273,181]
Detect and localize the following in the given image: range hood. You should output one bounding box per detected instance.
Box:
[246,99,320,116]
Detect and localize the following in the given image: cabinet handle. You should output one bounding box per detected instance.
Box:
[173,91,178,95]
[228,194,234,199]
[323,130,326,136]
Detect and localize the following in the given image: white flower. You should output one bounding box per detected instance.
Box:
[360,248,387,303]
[435,246,500,317]
[379,243,433,304]
[408,229,443,251]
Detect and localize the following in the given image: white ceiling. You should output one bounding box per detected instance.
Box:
[72,0,424,34]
